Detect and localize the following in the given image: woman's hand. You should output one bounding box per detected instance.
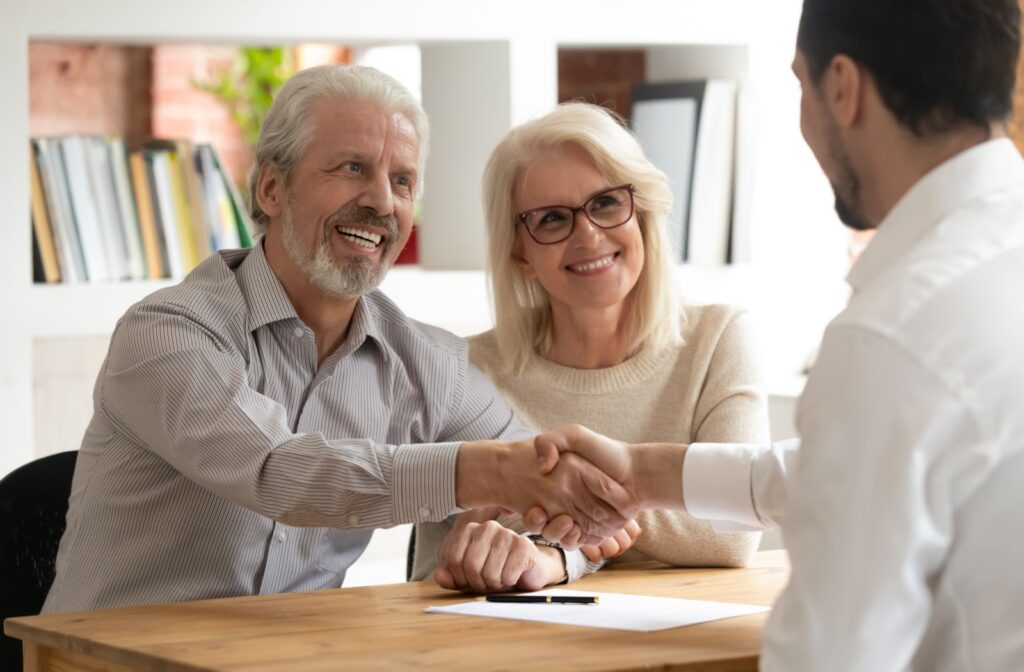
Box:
[580,518,641,562]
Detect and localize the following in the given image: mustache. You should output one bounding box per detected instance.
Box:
[327,207,399,239]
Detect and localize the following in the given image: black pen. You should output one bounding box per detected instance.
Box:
[480,595,599,605]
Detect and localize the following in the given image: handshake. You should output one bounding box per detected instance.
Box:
[447,425,687,592]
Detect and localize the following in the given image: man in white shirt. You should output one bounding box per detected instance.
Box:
[531,0,1024,669]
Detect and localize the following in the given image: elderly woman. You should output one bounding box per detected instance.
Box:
[412,102,769,592]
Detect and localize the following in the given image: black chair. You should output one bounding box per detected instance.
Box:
[406,525,417,581]
[0,451,77,670]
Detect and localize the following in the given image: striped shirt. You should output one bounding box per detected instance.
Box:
[43,242,529,613]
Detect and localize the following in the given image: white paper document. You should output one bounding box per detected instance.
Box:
[425,589,770,632]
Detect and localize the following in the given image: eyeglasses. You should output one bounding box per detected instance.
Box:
[517,184,635,245]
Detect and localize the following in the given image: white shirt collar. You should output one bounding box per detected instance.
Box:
[847,138,1024,292]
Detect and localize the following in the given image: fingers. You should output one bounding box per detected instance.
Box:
[534,435,561,475]
[441,524,472,589]
[497,535,536,588]
[579,534,622,563]
[433,566,455,590]
[579,518,642,562]
[436,521,538,593]
[580,545,602,562]
[625,518,641,542]
[504,431,638,545]
[570,456,638,537]
[539,514,574,544]
[523,506,549,534]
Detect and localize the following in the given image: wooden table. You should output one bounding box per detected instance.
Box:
[6,550,789,672]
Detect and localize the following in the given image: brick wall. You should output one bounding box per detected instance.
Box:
[558,49,645,122]
[150,45,251,187]
[29,43,152,146]
[29,43,251,187]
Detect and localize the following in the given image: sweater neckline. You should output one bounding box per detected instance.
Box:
[524,342,676,395]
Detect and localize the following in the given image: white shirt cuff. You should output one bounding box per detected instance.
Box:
[683,443,764,531]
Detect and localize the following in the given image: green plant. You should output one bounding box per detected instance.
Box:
[195,46,295,146]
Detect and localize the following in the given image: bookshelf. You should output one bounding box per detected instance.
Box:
[3,0,843,476]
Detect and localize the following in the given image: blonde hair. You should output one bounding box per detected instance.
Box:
[482,102,681,373]
[249,64,429,233]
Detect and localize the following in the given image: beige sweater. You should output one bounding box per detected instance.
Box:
[412,304,770,581]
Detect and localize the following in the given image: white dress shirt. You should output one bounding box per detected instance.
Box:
[683,138,1024,671]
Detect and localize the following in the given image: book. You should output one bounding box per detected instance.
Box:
[29,134,250,283]
[108,137,148,280]
[34,138,87,283]
[84,136,131,281]
[31,223,46,284]
[631,82,704,261]
[164,149,200,271]
[175,140,214,262]
[128,150,166,279]
[209,148,254,247]
[146,148,186,278]
[687,80,737,266]
[29,150,61,283]
[195,144,241,251]
[631,80,738,265]
[59,135,111,282]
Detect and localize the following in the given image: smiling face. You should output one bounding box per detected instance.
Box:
[263,96,419,299]
[513,146,645,319]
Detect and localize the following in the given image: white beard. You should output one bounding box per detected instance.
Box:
[281,201,390,299]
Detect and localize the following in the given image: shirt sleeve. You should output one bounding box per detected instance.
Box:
[683,439,799,531]
[437,358,535,444]
[760,325,978,671]
[681,309,795,533]
[98,303,465,530]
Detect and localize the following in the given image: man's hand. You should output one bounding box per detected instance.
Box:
[433,514,565,593]
[457,436,640,548]
[527,425,688,545]
[534,425,635,486]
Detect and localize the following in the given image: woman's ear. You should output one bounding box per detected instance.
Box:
[511,239,537,281]
[255,163,284,220]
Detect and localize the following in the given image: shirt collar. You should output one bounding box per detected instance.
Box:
[847,138,1024,292]
[233,239,390,362]
[235,240,302,332]
[332,294,389,364]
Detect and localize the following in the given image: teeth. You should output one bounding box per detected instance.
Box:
[569,254,615,273]
[336,226,382,249]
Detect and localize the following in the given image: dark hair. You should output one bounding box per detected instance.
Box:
[798,0,1021,136]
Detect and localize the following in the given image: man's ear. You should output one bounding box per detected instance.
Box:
[822,54,864,130]
[256,163,285,219]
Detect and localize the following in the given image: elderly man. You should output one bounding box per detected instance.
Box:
[535,0,1024,670]
[42,65,635,613]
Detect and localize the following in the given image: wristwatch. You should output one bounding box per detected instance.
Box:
[527,534,561,549]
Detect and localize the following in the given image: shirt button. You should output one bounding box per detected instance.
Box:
[292,327,304,338]
[348,515,360,527]
[276,531,287,543]
[418,506,432,519]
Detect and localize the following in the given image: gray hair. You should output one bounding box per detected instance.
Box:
[248,64,430,233]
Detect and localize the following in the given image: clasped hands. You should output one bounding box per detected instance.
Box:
[441,425,648,593]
